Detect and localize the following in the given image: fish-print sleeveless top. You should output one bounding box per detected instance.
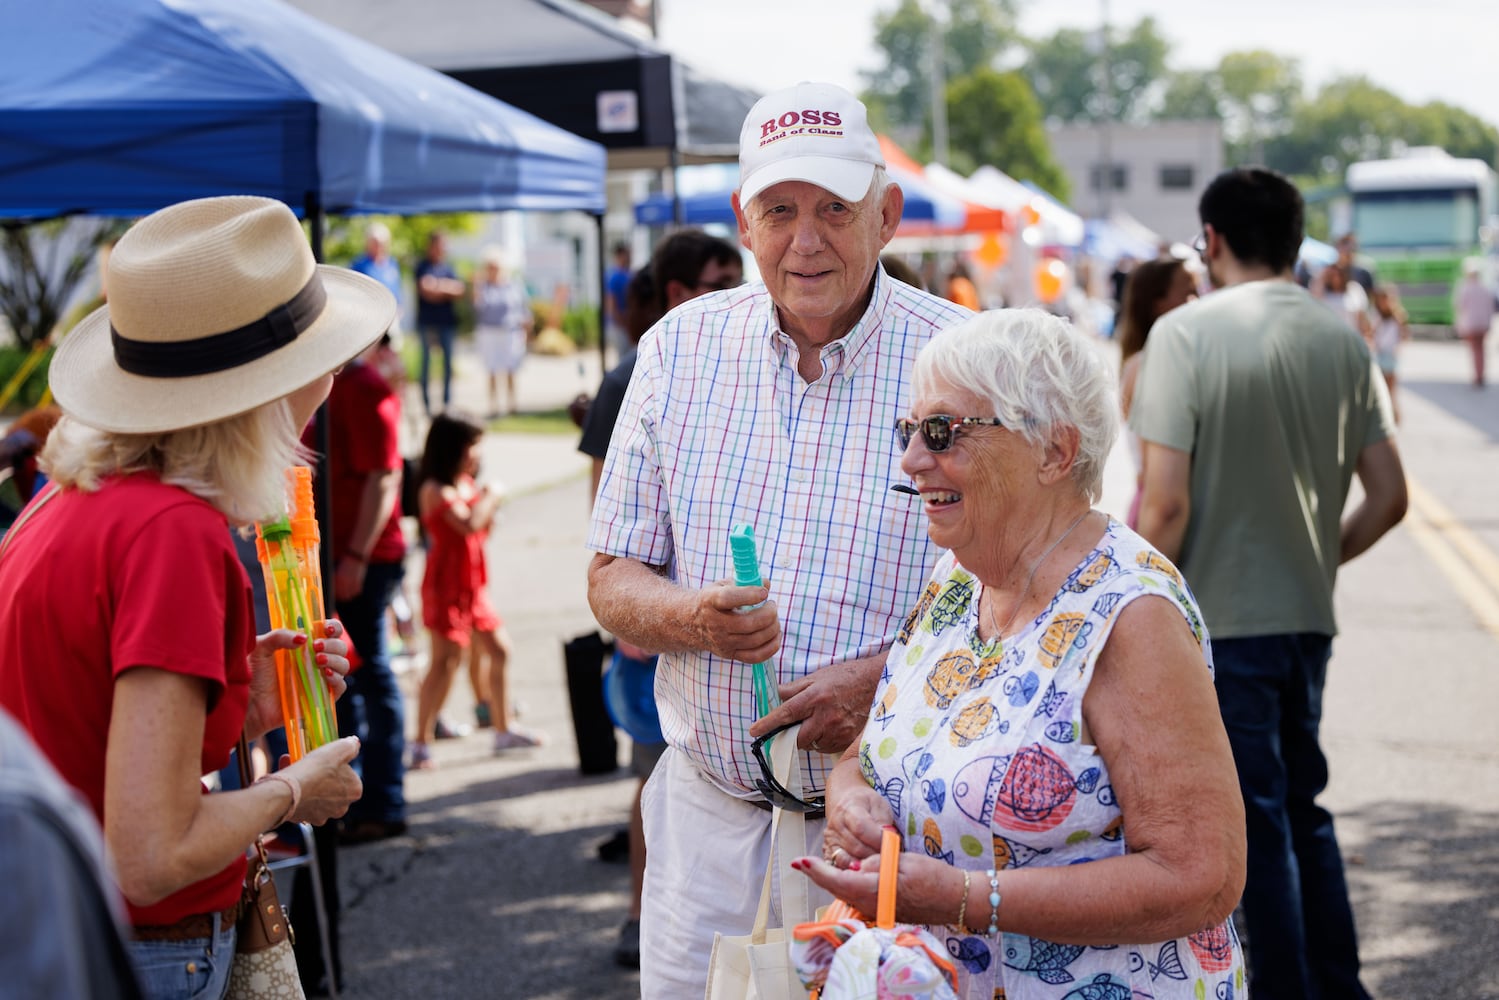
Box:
[859,517,1245,1000]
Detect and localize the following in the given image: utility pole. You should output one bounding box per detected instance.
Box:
[928,0,949,165]
[1098,0,1112,217]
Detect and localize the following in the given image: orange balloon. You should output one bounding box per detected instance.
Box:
[1021,202,1042,228]
[1033,259,1067,303]
[975,233,1008,269]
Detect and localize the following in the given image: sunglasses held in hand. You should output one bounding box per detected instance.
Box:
[750,722,826,814]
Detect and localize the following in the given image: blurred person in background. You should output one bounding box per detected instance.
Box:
[1116,257,1198,528]
[471,246,533,419]
[1456,259,1496,387]
[414,230,465,415]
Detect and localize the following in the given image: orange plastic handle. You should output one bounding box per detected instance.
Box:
[876,826,900,929]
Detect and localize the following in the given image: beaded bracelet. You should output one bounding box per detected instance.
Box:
[955,870,971,931]
[985,868,1002,935]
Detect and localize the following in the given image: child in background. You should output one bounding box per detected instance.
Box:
[409,411,539,769]
[1371,283,1410,423]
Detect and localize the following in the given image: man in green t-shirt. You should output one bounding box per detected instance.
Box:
[1131,167,1407,1000]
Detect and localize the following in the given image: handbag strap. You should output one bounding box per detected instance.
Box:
[0,483,59,566]
[875,826,900,930]
[235,733,273,873]
[748,722,810,945]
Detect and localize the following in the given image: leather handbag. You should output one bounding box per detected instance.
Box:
[225,736,306,1000]
[704,724,814,1000]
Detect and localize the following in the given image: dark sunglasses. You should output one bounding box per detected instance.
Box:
[749,723,826,814]
[895,415,1006,453]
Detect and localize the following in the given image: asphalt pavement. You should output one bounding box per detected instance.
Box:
[327,332,1499,1000]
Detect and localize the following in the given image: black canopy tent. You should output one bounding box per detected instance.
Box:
[283,0,761,170]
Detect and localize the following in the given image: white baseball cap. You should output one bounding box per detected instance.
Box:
[738,82,885,206]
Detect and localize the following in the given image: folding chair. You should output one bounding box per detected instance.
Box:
[266,822,339,1000]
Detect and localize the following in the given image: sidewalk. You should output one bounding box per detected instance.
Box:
[401,339,608,498]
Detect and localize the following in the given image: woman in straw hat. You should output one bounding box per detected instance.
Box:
[0,196,395,999]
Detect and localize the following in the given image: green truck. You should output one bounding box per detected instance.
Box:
[1347,150,1498,327]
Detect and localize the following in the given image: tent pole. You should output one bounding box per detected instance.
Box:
[596,212,608,377]
[305,192,336,618]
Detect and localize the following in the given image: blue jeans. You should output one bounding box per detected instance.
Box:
[1213,633,1372,1000]
[128,915,235,1000]
[336,560,406,824]
[419,323,456,414]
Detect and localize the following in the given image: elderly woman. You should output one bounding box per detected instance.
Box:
[795,310,1246,998]
[0,197,391,999]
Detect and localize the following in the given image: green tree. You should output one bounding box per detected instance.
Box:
[861,0,1019,134]
[1158,69,1222,121]
[946,68,1069,200]
[1024,17,1170,124]
[1404,101,1499,164]
[0,218,124,349]
[1216,50,1302,163]
[320,213,484,273]
[1264,76,1406,177]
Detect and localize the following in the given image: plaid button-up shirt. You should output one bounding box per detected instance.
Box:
[587,268,972,796]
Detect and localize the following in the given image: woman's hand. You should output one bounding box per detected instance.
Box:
[244,620,351,739]
[821,764,892,868]
[791,850,969,929]
[277,736,363,825]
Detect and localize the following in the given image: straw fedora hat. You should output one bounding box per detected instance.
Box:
[51,196,396,434]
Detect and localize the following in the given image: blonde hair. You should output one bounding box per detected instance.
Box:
[42,400,310,525]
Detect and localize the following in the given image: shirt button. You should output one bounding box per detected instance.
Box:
[778,557,791,569]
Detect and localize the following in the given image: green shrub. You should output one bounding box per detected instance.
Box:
[559,305,600,348]
[0,345,55,413]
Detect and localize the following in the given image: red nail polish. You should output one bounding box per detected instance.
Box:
[849,860,861,871]
[293,634,306,646]
[316,653,328,665]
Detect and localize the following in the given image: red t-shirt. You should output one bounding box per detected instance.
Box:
[0,474,254,926]
[305,361,405,564]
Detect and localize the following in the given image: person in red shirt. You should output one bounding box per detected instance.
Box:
[307,341,411,844]
[0,196,389,1000]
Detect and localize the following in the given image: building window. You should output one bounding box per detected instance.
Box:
[1090,163,1129,193]
[1159,165,1195,190]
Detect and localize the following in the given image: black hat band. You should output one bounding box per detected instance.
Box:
[110,274,328,378]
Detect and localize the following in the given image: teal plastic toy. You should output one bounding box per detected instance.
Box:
[729,524,780,720]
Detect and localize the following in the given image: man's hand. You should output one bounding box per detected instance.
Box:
[748,657,881,754]
[690,579,780,663]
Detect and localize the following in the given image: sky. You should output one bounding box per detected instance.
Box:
[655,0,1499,131]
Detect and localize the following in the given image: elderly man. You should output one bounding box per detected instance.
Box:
[586,81,971,996]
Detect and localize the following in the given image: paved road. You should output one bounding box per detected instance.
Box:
[329,337,1499,999]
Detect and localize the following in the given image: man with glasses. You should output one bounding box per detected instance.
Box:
[1131,167,1407,1000]
[585,82,971,996]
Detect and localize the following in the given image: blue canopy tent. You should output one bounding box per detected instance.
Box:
[0,0,606,219]
[0,0,607,627]
[632,168,965,231]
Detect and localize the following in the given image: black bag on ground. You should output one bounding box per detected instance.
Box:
[563,631,619,775]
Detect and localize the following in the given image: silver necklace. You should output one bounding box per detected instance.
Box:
[987,508,1092,641]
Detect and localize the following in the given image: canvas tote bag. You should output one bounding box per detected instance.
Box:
[704,724,815,1000]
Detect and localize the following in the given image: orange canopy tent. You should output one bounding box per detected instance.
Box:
[877,135,1008,235]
